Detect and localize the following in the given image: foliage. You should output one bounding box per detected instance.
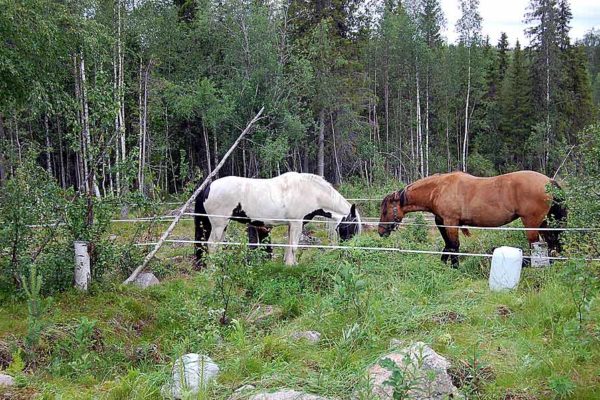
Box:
[333,261,368,315]
[548,374,576,399]
[21,263,44,347]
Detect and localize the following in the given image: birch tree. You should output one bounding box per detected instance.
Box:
[456,0,482,172]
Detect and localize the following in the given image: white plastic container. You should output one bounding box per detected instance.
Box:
[489,246,523,291]
[530,241,550,268]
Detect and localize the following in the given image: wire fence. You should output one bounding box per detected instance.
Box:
[27,212,600,232]
[132,239,600,262]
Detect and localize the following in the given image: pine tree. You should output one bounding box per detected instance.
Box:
[526,0,561,172]
[499,40,534,167]
[497,32,510,82]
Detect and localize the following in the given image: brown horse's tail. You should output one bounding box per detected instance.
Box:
[545,180,567,253]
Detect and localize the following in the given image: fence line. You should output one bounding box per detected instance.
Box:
[133,239,600,262]
[27,213,600,232]
[184,212,600,232]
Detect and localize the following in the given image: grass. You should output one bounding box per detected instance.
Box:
[1,213,599,399]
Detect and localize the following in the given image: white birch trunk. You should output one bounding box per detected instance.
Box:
[44,113,53,176]
[415,65,423,178]
[317,109,325,177]
[74,241,91,292]
[462,47,471,172]
[425,77,430,177]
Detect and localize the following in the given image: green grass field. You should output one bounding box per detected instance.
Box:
[1,210,599,399]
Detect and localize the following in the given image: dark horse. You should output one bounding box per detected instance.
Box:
[378,171,567,267]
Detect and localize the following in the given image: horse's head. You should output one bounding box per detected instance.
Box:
[378,190,406,237]
[337,204,361,241]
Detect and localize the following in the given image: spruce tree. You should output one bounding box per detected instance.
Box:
[497,32,510,82]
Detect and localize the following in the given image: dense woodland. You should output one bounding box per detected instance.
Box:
[1,0,599,196]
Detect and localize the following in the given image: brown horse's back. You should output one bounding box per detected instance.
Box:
[430,170,553,227]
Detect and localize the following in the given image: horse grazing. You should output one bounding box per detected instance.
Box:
[378,171,567,267]
[194,172,362,265]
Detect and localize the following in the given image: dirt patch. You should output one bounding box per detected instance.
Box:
[503,390,538,400]
[497,305,513,317]
[0,387,38,400]
[431,311,466,324]
[0,341,11,370]
[448,358,495,395]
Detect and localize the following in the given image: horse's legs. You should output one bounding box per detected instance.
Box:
[435,215,452,264]
[207,220,228,254]
[248,225,273,257]
[285,222,302,266]
[520,215,545,246]
[443,222,460,268]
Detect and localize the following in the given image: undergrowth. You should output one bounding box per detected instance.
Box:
[0,209,599,399]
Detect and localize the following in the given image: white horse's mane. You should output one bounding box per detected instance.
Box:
[297,173,350,207]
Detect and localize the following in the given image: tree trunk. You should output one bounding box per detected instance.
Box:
[330,112,342,185]
[462,46,471,172]
[317,109,325,177]
[425,75,430,177]
[202,120,212,175]
[44,113,53,177]
[544,42,551,173]
[0,113,6,184]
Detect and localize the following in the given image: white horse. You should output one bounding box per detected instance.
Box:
[194,172,362,265]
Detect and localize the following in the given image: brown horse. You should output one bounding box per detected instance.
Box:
[378,171,567,267]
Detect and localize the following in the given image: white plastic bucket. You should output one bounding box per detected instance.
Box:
[489,246,523,291]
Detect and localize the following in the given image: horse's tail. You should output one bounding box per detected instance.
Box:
[194,183,212,264]
[545,180,567,253]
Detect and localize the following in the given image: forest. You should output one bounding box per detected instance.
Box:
[1,0,599,192]
[2,0,600,399]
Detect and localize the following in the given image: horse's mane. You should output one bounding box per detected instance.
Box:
[297,173,349,205]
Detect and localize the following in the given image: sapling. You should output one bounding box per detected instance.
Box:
[21,264,43,347]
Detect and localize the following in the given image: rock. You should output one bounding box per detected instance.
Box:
[368,342,462,399]
[290,331,321,344]
[228,384,257,400]
[165,354,219,399]
[133,272,159,289]
[0,374,15,387]
[249,390,332,400]
[299,231,321,245]
[389,338,405,348]
[246,305,282,324]
[236,384,256,392]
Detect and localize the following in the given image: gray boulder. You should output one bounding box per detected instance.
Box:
[133,272,159,289]
[0,373,15,387]
[249,390,332,400]
[368,342,462,399]
[290,331,321,344]
[165,354,219,399]
[228,384,256,400]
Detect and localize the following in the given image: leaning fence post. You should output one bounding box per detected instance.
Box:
[123,107,264,285]
[74,241,91,291]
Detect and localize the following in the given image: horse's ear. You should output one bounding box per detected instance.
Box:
[350,204,356,217]
[393,191,401,201]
